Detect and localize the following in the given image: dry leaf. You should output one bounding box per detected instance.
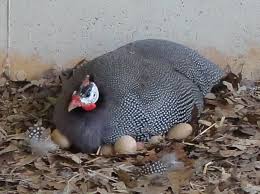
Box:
[205,93,216,100]
[71,154,82,164]
[47,182,66,190]
[112,181,127,192]
[0,66,259,193]
[59,153,82,164]
[34,158,55,172]
[219,150,244,157]
[0,77,7,87]
[167,168,193,193]
[16,155,38,167]
[223,81,235,92]
[96,187,109,194]
[6,133,26,141]
[0,144,17,155]
[241,181,260,194]
[16,185,31,193]
[220,168,231,181]
[116,169,137,188]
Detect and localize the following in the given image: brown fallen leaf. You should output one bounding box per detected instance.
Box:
[130,177,170,194]
[167,168,193,193]
[34,190,56,194]
[0,77,7,87]
[215,106,238,118]
[6,114,27,122]
[34,158,55,172]
[0,144,17,155]
[79,182,89,193]
[58,153,82,164]
[17,185,31,194]
[234,126,257,137]
[15,154,39,167]
[116,169,138,188]
[96,187,109,194]
[188,191,207,194]
[236,139,260,146]
[47,182,66,190]
[241,180,260,194]
[6,133,26,141]
[112,181,128,192]
[0,152,14,165]
[219,150,245,157]
[62,173,82,194]
[17,80,45,92]
[70,154,82,164]
[220,168,231,182]
[0,126,7,140]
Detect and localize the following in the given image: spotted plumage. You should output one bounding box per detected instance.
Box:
[138,161,168,175]
[25,126,47,142]
[138,153,184,175]
[25,125,58,155]
[53,39,224,153]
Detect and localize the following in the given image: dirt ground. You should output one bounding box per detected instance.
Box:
[0,67,259,194]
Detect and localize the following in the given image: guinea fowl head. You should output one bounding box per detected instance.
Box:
[68,75,99,112]
[53,69,113,153]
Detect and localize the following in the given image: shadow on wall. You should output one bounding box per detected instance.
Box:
[1,46,260,81]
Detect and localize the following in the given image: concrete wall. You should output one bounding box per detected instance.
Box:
[1,0,260,80]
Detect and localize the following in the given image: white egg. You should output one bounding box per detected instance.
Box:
[167,123,193,140]
[114,135,137,154]
[100,144,115,156]
[51,129,71,149]
[205,92,216,100]
[16,70,27,81]
[149,135,163,144]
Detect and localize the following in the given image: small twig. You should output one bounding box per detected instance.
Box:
[21,111,40,119]
[203,161,213,175]
[192,123,216,141]
[182,141,209,149]
[226,97,251,107]
[64,173,81,194]
[96,146,101,155]
[214,135,226,141]
[0,127,8,137]
[20,95,27,99]
[189,182,205,193]
[209,166,224,172]
[218,116,226,127]
[87,169,118,182]
[68,173,81,185]
[0,176,34,185]
[84,157,102,165]
[113,190,128,193]
[224,160,235,166]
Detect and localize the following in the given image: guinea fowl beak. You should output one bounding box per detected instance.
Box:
[68,101,79,112]
[68,94,81,112]
[68,102,78,112]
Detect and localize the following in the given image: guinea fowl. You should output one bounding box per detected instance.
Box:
[53,39,224,153]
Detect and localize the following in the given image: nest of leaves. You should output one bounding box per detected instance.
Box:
[0,65,259,194]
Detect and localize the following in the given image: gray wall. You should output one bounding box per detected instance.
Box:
[1,0,260,80]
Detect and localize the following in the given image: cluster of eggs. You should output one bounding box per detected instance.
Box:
[100,123,193,155]
[50,123,193,155]
[25,121,193,157]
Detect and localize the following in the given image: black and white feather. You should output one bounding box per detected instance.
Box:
[25,125,58,155]
[138,153,185,175]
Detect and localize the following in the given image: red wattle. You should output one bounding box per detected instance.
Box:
[82,103,96,111]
